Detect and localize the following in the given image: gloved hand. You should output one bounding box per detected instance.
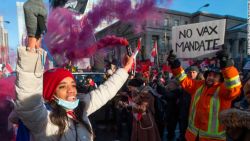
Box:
[216,49,233,69]
[167,50,181,69]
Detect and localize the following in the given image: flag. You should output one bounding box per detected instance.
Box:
[3,63,13,76]
[200,59,209,68]
[188,59,195,66]
[134,38,142,73]
[150,41,157,65]
[151,41,157,57]
[134,38,142,57]
[137,38,141,51]
[162,64,172,73]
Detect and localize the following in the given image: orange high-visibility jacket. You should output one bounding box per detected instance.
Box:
[172,66,241,141]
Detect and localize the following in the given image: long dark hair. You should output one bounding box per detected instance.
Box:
[49,101,92,140]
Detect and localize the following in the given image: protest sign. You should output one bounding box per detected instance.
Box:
[172,19,226,58]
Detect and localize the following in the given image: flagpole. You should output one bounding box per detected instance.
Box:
[156,41,160,69]
[134,56,137,74]
[134,37,142,74]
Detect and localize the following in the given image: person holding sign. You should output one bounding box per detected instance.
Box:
[167,50,241,141]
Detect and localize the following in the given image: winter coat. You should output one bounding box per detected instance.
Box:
[130,86,161,141]
[220,102,250,141]
[172,66,241,141]
[14,47,128,141]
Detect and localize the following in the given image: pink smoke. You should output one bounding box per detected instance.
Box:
[66,35,129,59]
[45,0,173,64]
[0,76,16,101]
[45,0,160,61]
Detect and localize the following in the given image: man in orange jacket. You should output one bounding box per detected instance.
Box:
[167,50,241,141]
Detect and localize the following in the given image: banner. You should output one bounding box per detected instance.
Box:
[172,19,226,58]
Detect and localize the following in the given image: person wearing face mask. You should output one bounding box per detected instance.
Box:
[13,46,134,141]
[167,49,242,141]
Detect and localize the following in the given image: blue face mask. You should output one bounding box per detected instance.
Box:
[54,96,79,110]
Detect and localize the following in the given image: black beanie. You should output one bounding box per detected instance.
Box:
[189,66,199,73]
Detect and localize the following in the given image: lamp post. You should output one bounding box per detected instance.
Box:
[197,3,210,12]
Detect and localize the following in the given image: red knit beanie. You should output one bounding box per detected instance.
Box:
[43,68,74,101]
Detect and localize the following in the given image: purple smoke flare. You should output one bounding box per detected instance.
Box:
[45,0,171,64]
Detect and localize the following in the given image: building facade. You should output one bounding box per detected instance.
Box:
[0,16,9,65]
[16,2,27,46]
[95,8,247,70]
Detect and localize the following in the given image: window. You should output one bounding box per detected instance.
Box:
[162,35,169,52]
[164,18,169,27]
[185,21,188,25]
[174,20,179,26]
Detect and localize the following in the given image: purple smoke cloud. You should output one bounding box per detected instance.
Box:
[44,0,173,64]
[0,76,16,101]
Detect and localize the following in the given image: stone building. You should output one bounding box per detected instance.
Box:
[95,8,247,70]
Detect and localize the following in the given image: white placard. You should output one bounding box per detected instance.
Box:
[172,19,226,58]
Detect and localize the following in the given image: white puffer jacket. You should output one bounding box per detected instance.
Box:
[14,47,128,141]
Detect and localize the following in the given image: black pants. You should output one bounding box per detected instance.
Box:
[195,135,199,141]
[166,104,179,140]
[178,117,188,141]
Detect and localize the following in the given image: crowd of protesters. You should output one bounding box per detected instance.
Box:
[60,50,249,141]
[1,49,250,141]
[0,0,249,141]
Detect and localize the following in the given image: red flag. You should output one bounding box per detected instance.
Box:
[151,41,157,57]
[137,38,142,51]
[134,38,142,57]
[150,41,157,65]
[188,59,195,66]
[3,63,13,76]
[162,64,172,73]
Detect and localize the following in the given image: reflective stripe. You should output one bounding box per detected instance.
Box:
[189,85,204,127]
[176,70,187,82]
[188,124,226,140]
[188,85,226,140]
[225,75,241,88]
[208,87,220,133]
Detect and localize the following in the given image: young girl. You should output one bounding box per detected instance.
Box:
[14,47,133,141]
